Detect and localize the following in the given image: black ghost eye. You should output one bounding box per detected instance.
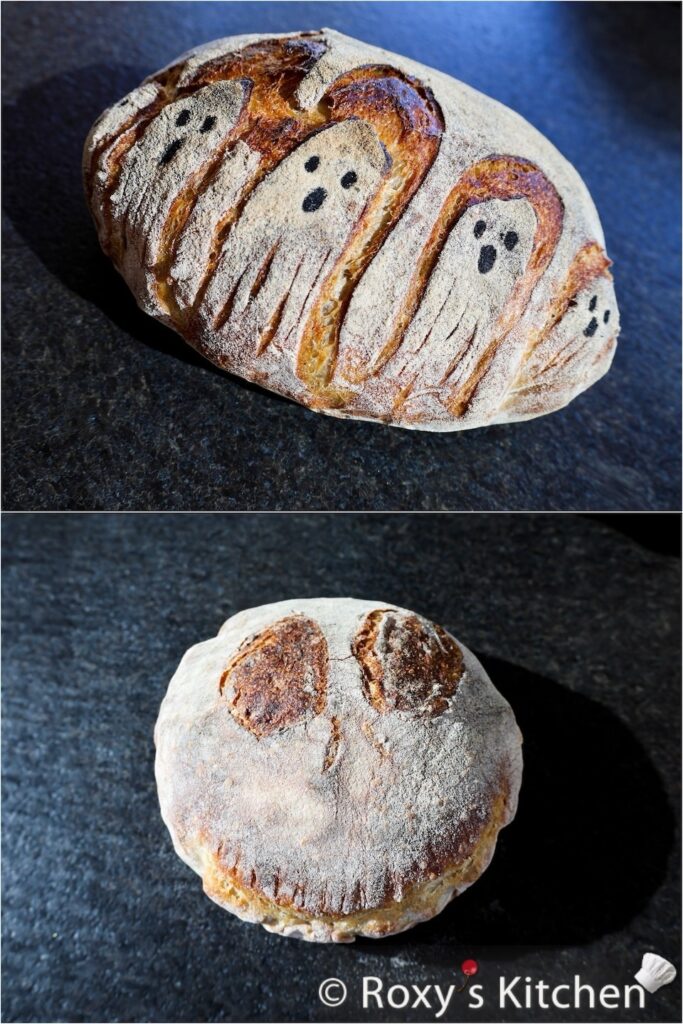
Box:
[199,116,216,133]
[159,138,184,166]
[589,295,598,311]
[341,170,358,189]
[175,109,191,127]
[474,220,486,239]
[305,155,320,172]
[603,309,610,324]
[583,317,599,338]
[503,230,519,251]
[302,187,327,213]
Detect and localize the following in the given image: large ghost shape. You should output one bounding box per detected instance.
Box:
[372,199,536,418]
[199,120,388,370]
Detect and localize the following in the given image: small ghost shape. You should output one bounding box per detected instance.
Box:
[111,81,247,286]
[511,274,618,417]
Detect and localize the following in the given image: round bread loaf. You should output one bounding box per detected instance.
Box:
[154,598,523,942]
[84,29,619,431]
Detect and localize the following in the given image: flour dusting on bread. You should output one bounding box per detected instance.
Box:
[85,29,619,430]
[154,598,523,942]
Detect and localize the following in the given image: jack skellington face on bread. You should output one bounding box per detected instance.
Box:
[155,598,523,943]
[201,121,387,360]
[209,602,475,821]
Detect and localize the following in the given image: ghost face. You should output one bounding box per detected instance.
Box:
[390,198,536,409]
[510,274,618,414]
[111,81,247,269]
[200,120,387,362]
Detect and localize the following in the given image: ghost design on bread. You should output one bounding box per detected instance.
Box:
[200,121,387,369]
[84,29,619,430]
[375,199,537,420]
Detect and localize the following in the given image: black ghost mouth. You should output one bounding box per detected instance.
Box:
[302,187,327,213]
[159,138,185,166]
[478,244,497,274]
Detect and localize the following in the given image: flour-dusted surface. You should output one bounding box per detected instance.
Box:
[3,513,680,1020]
[155,598,522,938]
[84,28,620,431]
[4,3,679,511]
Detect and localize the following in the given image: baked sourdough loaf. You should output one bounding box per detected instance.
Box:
[154,598,523,941]
[84,29,619,430]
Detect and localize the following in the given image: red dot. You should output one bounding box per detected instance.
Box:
[461,959,478,976]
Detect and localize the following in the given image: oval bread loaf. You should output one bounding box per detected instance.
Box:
[85,29,619,431]
[154,597,523,942]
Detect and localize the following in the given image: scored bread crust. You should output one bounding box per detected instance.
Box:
[154,598,523,942]
[84,29,619,431]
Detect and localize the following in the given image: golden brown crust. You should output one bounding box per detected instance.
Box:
[86,30,618,429]
[219,615,328,738]
[353,609,463,716]
[200,788,510,941]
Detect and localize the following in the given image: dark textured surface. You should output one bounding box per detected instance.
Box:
[1,1,681,511]
[2,512,680,1022]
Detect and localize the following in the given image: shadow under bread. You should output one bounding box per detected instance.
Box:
[356,655,674,961]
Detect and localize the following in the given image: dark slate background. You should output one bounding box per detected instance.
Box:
[1,1,681,511]
[2,512,680,1023]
